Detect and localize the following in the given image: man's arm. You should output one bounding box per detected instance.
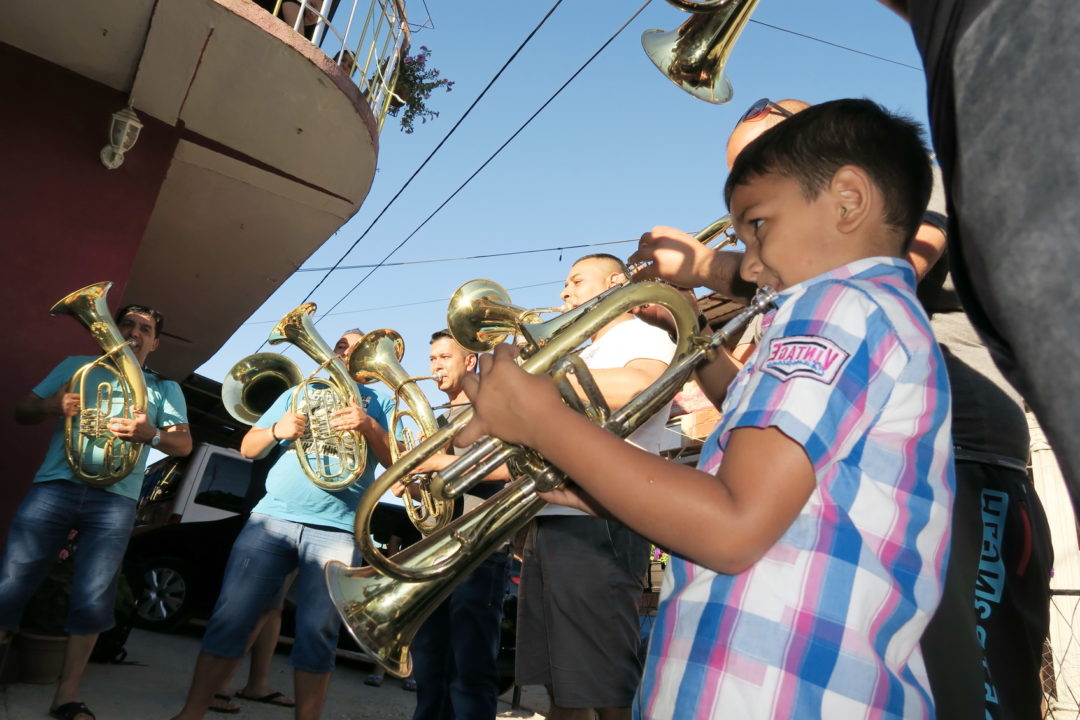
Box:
[566,358,668,410]
[14,389,78,425]
[907,222,947,280]
[242,411,306,459]
[630,226,755,300]
[156,424,193,457]
[458,346,816,574]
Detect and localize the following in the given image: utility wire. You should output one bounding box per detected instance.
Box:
[749,18,922,71]
[311,0,655,327]
[294,237,638,272]
[249,281,562,358]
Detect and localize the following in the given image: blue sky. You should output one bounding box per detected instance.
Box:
[200,0,928,388]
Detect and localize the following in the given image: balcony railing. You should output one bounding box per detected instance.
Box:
[261,0,410,131]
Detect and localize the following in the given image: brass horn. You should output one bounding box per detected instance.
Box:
[326,284,778,676]
[222,352,305,425]
[641,0,760,104]
[347,329,451,535]
[50,281,149,487]
[222,304,368,490]
[446,279,568,354]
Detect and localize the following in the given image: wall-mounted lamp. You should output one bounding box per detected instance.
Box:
[100,106,144,170]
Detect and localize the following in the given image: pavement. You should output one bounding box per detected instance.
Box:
[0,628,548,719]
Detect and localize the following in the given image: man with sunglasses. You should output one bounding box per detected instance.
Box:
[632,95,1053,720]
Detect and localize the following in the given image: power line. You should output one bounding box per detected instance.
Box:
[749,18,922,72]
[246,280,562,328]
[294,237,638,272]
[311,0,655,327]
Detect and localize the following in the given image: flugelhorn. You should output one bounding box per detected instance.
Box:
[50,281,149,487]
[347,329,451,535]
[642,0,759,104]
[326,285,778,676]
[223,304,368,490]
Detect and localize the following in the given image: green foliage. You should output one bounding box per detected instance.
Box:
[389,46,454,134]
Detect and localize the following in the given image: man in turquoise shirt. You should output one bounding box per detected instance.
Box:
[0,304,191,720]
[170,329,395,720]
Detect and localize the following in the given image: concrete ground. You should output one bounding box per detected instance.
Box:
[0,628,547,719]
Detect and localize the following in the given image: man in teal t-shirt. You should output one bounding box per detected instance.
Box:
[0,304,191,720]
[170,329,396,720]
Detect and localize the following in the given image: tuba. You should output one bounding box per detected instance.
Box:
[327,231,773,676]
[223,303,368,490]
[641,0,760,104]
[50,281,149,487]
[347,329,452,535]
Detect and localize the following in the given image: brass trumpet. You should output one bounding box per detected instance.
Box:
[347,329,451,535]
[223,303,368,490]
[642,0,760,104]
[327,276,776,676]
[51,281,149,487]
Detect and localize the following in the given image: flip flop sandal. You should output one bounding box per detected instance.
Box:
[364,674,384,687]
[236,691,296,708]
[209,693,240,714]
[48,702,96,720]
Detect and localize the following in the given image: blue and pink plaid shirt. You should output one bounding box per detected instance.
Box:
[637,257,954,720]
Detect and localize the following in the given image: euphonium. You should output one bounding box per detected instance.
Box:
[50,281,149,487]
[642,0,760,104]
[347,329,451,535]
[224,303,368,490]
[326,285,777,676]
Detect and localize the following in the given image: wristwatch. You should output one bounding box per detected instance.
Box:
[150,429,162,448]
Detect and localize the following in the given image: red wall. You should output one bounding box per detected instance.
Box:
[0,43,180,532]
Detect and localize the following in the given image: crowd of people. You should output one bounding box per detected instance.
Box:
[2,1,1079,719]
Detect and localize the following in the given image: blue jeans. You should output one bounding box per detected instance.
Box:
[411,548,510,720]
[200,513,358,674]
[0,480,136,634]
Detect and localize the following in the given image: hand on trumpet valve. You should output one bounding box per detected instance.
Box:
[629,226,716,288]
[457,344,562,449]
[392,479,423,500]
[274,412,308,439]
[108,407,154,442]
[330,397,369,432]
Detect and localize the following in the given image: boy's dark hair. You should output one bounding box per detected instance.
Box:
[115,304,164,337]
[430,329,453,344]
[724,99,932,250]
[574,253,629,276]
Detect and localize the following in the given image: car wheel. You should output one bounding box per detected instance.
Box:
[131,557,194,632]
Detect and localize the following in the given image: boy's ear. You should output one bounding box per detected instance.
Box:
[830,165,874,234]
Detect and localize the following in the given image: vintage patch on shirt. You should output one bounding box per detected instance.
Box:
[762,334,849,384]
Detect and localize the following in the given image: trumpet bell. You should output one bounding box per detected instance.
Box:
[641,0,759,104]
[347,329,405,384]
[447,279,533,353]
[222,353,304,424]
[325,560,414,678]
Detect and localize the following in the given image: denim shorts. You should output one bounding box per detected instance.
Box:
[200,514,358,674]
[0,480,136,634]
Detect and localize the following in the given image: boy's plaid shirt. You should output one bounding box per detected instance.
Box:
[637,257,955,720]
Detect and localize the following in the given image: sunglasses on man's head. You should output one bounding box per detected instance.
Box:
[740,98,795,123]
